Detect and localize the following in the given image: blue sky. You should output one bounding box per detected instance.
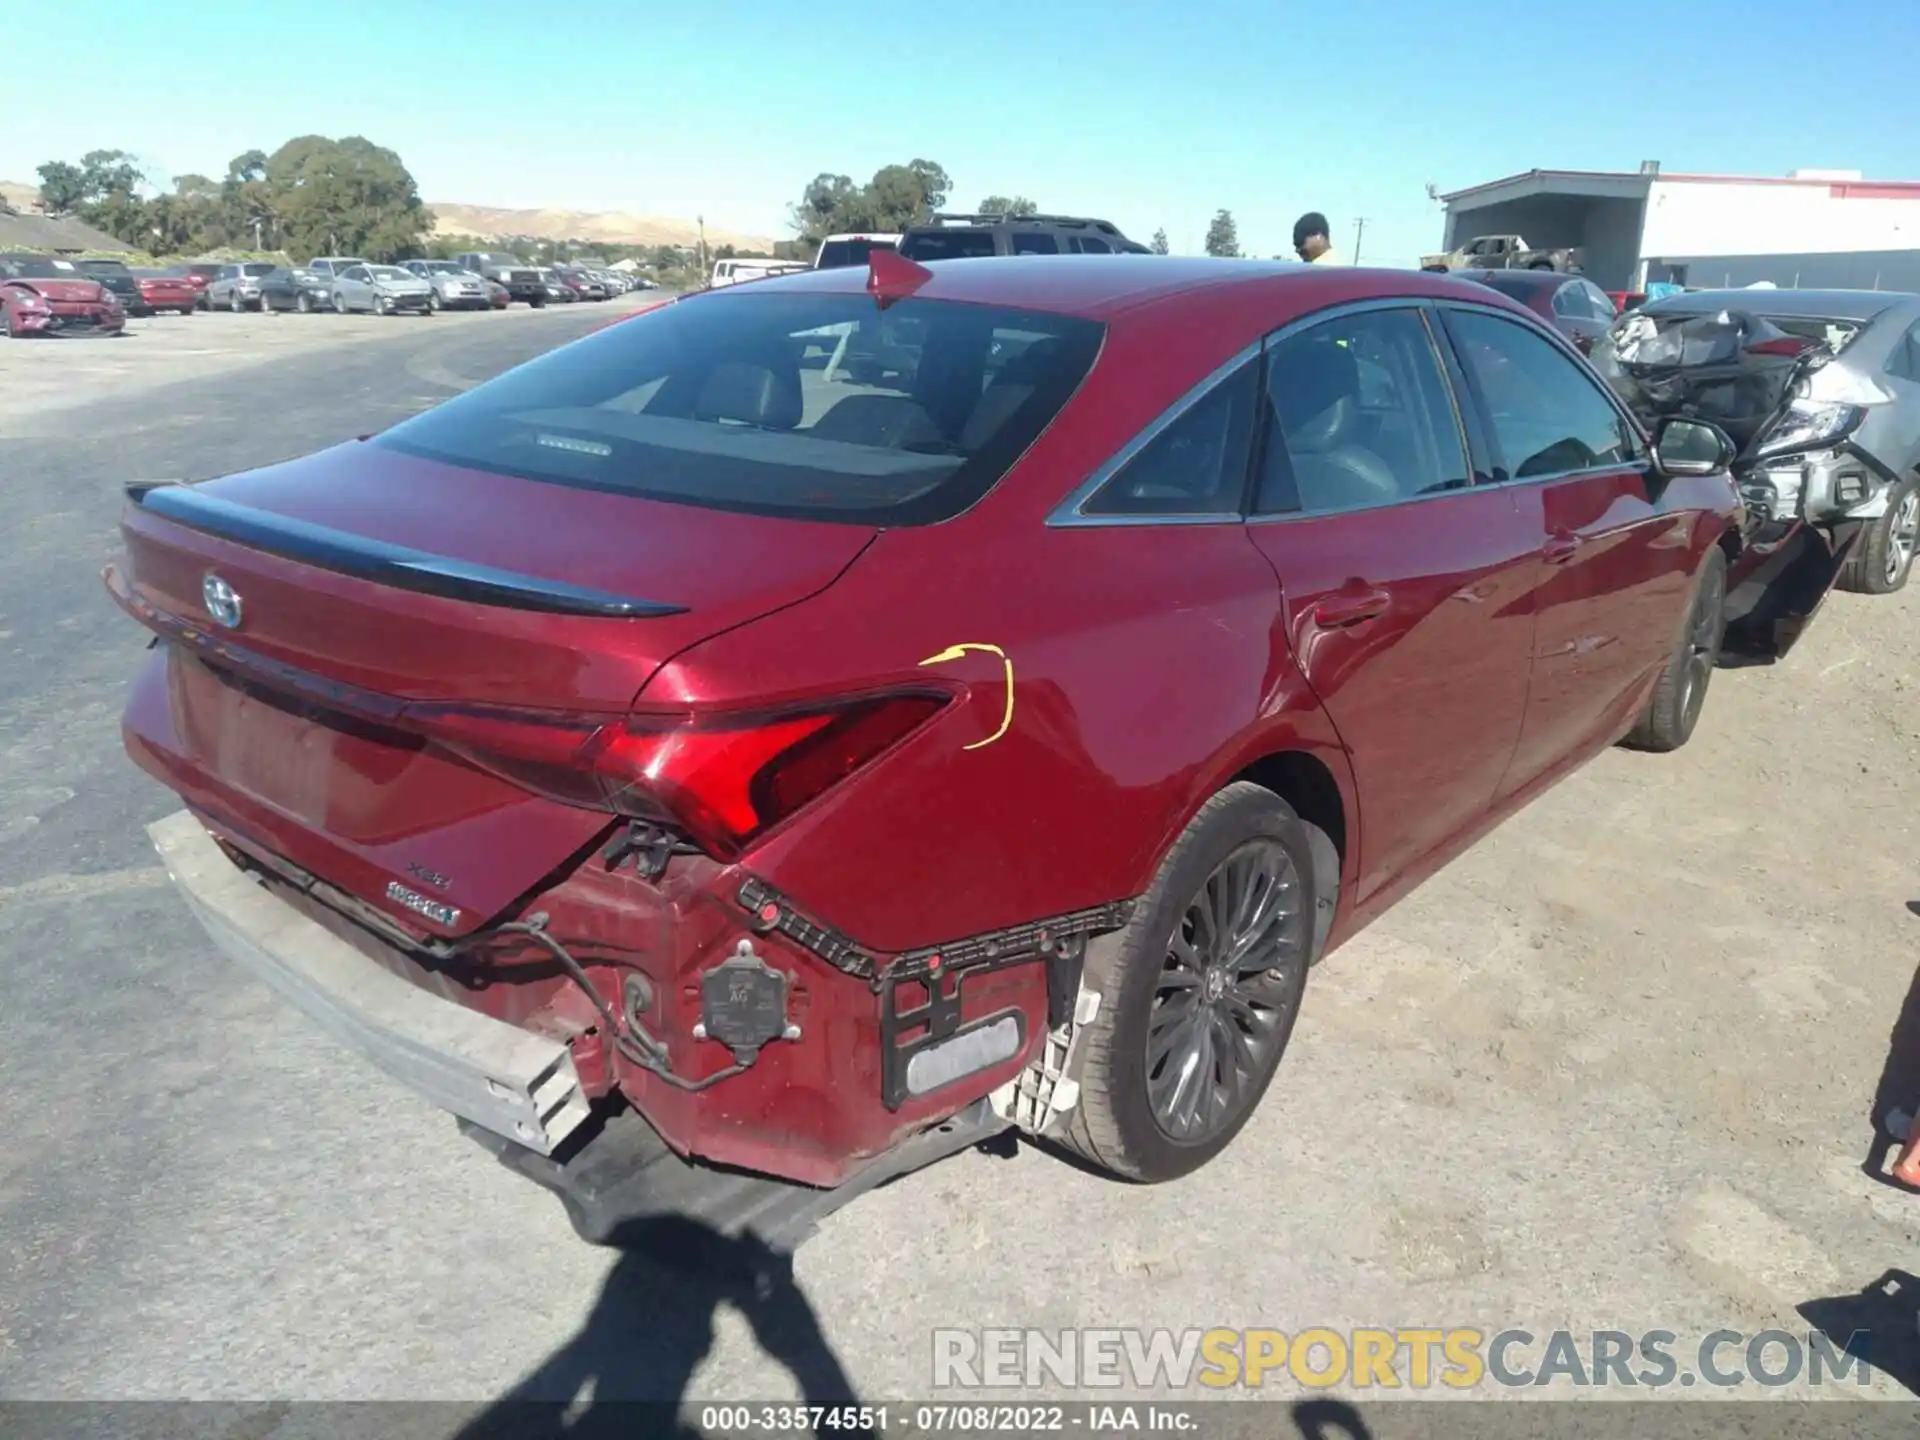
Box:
[12,0,1919,265]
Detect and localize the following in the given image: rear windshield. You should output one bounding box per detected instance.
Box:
[375,290,1105,526]
[816,237,897,270]
[80,260,134,277]
[899,231,999,262]
[2,256,82,278]
[1759,315,1863,352]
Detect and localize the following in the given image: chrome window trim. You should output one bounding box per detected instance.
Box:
[1045,341,1263,527]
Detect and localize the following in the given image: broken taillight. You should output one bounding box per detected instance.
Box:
[403,693,947,860]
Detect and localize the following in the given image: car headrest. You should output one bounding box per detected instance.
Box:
[692,361,803,429]
[1270,336,1359,454]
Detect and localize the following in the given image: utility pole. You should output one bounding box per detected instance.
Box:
[1352,217,1368,266]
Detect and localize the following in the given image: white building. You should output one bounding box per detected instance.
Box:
[1436,164,1920,292]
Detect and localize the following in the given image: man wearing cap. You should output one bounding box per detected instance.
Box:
[1293,213,1344,265]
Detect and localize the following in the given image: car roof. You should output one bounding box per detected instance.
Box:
[1642,288,1919,323]
[1456,267,1571,293]
[739,254,1517,323]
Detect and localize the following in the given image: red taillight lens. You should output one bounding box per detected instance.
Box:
[406,694,946,860]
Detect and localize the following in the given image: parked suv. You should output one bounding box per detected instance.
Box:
[455,251,547,306]
[207,262,279,312]
[898,212,1150,262]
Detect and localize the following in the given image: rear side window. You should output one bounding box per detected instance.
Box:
[1010,232,1059,255]
[816,238,895,269]
[1079,361,1258,517]
[1885,321,1920,382]
[1074,237,1113,254]
[899,231,998,262]
[376,291,1105,526]
[1258,309,1470,514]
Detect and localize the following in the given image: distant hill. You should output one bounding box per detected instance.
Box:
[427,201,776,252]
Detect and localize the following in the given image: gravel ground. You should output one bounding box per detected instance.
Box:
[0,296,1915,1427]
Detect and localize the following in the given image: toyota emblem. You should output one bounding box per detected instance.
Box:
[202,573,243,629]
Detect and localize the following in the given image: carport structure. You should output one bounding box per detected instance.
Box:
[1438,168,1654,292]
[1438,164,1920,293]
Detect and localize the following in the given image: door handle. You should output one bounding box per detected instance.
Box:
[1544,532,1582,565]
[1309,585,1391,628]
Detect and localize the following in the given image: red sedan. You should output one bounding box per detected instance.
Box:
[108,254,1776,1234]
[1456,267,1621,354]
[0,257,126,337]
[131,268,200,316]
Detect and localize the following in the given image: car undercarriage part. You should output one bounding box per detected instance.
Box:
[461,1096,1011,1249]
[1721,523,1857,660]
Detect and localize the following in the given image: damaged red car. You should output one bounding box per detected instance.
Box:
[110,255,1827,1244]
[1,255,126,337]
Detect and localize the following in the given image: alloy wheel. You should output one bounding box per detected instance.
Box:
[1677,557,1727,733]
[1145,839,1307,1144]
[1887,489,1919,586]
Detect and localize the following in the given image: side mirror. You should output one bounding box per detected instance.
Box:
[1653,416,1736,477]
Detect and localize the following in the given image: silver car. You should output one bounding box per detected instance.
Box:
[206,261,278,312]
[400,259,492,312]
[1616,288,1920,594]
[330,263,434,316]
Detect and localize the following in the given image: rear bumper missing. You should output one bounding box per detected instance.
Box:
[147,809,590,1154]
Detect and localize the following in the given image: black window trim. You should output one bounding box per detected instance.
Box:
[1431,299,1653,490]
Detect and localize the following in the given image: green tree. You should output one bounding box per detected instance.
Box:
[264,135,431,261]
[790,159,953,245]
[978,195,1038,217]
[1204,209,1240,258]
[35,160,87,214]
[1150,228,1170,255]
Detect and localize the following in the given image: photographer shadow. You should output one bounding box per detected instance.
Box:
[452,1214,871,1440]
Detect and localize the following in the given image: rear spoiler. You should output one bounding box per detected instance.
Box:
[125,482,686,619]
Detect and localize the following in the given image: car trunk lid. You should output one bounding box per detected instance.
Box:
[110,442,876,933]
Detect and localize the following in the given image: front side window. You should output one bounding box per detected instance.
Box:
[1583,281,1617,320]
[1079,361,1258,517]
[1551,283,1591,319]
[1258,308,1470,514]
[1444,308,1638,479]
[376,291,1104,526]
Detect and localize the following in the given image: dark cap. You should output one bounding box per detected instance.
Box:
[1292,212,1330,247]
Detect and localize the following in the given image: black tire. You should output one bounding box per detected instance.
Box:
[178,306,193,317]
[1623,545,1728,753]
[332,291,348,315]
[427,289,442,312]
[1528,260,1555,271]
[530,294,546,308]
[1835,477,1918,596]
[295,291,312,314]
[259,291,275,315]
[229,289,244,313]
[1056,782,1314,1183]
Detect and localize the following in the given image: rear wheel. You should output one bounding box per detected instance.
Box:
[259,291,276,314]
[1836,478,1918,595]
[295,291,312,314]
[1057,782,1313,1183]
[332,291,348,314]
[1623,545,1727,752]
[1528,260,1554,271]
[427,289,442,312]
[229,290,244,313]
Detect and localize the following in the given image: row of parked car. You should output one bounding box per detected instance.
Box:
[0,251,659,336]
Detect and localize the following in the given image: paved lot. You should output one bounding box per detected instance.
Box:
[0,294,1916,1422]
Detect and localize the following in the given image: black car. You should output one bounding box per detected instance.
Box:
[898,212,1149,261]
[256,267,336,314]
[76,259,145,314]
